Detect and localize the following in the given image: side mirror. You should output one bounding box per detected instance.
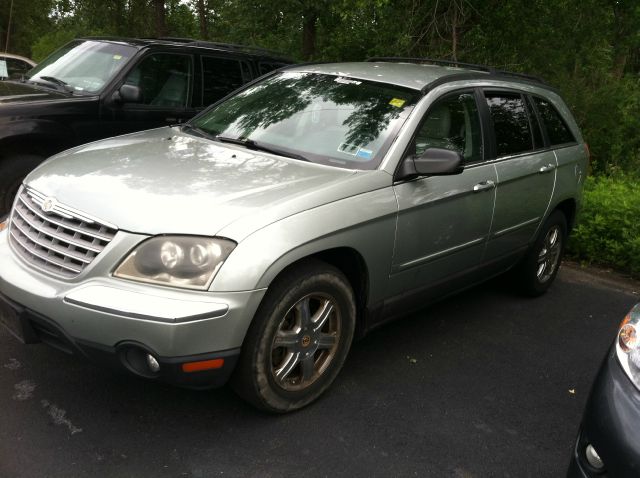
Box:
[113,84,143,104]
[397,148,463,180]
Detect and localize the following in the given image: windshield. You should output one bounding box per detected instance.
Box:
[27,40,137,94]
[190,71,419,170]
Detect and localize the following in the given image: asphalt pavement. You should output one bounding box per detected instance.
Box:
[1,264,638,478]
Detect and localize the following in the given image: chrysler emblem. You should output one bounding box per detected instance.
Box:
[41,197,56,213]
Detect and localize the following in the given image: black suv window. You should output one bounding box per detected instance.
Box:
[201,56,246,106]
[124,53,192,108]
[533,97,575,146]
[259,61,286,76]
[412,91,483,163]
[485,93,533,157]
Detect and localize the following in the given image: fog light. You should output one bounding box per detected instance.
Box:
[146,354,160,373]
[585,443,604,469]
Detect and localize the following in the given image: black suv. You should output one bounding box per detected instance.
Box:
[0,37,292,216]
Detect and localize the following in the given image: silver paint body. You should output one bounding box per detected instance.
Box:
[0,62,588,358]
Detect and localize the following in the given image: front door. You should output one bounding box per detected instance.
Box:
[102,52,197,137]
[390,90,496,297]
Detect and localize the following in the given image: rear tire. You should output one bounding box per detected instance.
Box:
[0,154,44,217]
[231,259,356,413]
[515,210,567,297]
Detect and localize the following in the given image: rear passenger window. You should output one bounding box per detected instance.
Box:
[201,57,246,106]
[412,91,483,163]
[533,97,575,145]
[485,93,532,157]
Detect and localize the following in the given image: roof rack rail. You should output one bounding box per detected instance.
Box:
[143,37,291,60]
[366,57,546,84]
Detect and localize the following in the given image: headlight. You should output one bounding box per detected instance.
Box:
[114,236,236,290]
[615,304,640,389]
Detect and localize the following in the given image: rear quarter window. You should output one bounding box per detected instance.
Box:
[533,97,576,146]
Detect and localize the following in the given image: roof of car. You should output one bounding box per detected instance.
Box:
[287,59,550,93]
[0,52,36,66]
[79,36,293,62]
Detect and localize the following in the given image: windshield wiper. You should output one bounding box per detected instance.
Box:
[31,76,74,93]
[181,123,215,139]
[215,135,310,162]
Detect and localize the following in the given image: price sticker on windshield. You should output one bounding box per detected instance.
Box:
[389,98,406,108]
[0,60,8,78]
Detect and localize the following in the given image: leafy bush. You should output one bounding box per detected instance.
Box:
[567,174,640,277]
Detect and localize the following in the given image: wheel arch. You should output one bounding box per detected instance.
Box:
[552,197,577,233]
[261,246,370,331]
[0,120,76,159]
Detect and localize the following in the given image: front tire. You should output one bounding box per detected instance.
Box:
[516,210,567,296]
[231,260,356,413]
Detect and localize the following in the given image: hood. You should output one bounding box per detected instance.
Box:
[24,127,381,237]
[0,80,68,105]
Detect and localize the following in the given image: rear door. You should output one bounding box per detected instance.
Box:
[199,55,252,109]
[482,91,556,261]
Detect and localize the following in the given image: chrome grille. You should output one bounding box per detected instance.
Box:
[8,188,118,278]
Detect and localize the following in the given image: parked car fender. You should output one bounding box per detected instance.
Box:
[0,118,75,154]
[211,183,398,303]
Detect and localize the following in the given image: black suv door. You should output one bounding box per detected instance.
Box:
[102,51,197,136]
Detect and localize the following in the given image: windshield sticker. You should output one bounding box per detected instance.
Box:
[356,148,373,160]
[0,60,7,78]
[334,77,362,85]
[389,98,406,108]
[338,142,359,155]
[113,55,122,60]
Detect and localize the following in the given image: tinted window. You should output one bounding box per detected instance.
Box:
[412,91,483,163]
[485,93,533,157]
[533,97,575,145]
[124,53,192,107]
[201,57,245,106]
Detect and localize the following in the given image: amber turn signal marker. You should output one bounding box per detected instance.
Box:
[182,358,224,373]
[0,221,6,232]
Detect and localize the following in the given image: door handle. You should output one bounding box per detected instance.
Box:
[539,163,556,173]
[473,180,495,192]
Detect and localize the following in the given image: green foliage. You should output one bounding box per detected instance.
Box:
[32,29,84,62]
[567,175,640,277]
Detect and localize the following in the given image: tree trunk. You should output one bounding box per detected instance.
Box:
[197,0,208,39]
[302,12,317,60]
[451,4,458,62]
[153,0,167,38]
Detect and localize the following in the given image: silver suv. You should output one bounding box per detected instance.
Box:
[0,59,588,412]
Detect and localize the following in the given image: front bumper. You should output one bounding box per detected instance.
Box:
[567,346,640,477]
[0,228,266,388]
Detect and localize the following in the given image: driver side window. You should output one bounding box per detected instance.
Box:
[124,53,192,108]
[413,91,483,163]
